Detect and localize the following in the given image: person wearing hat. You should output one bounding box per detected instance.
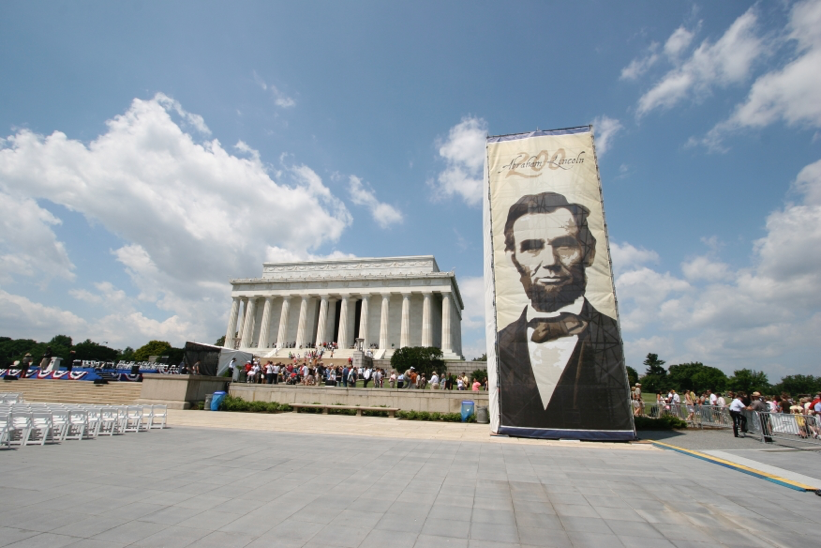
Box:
[747,391,773,442]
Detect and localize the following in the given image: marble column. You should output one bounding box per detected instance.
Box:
[379,294,390,349]
[337,296,349,348]
[295,296,310,348]
[276,296,291,348]
[241,297,258,348]
[257,296,273,349]
[315,296,329,347]
[400,293,411,348]
[224,296,240,348]
[236,297,248,347]
[421,292,432,347]
[441,292,452,352]
[359,294,370,348]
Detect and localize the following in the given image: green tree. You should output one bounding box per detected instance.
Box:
[471,368,488,384]
[214,335,226,347]
[643,353,666,376]
[118,347,135,361]
[639,353,668,393]
[473,353,487,362]
[71,339,119,362]
[133,340,172,362]
[728,369,770,395]
[626,366,639,387]
[667,362,728,393]
[390,346,446,378]
[772,375,821,397]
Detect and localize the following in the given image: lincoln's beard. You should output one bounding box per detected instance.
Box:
[516,265,586,313]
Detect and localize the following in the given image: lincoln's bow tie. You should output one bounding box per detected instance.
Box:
[528,313,587,343]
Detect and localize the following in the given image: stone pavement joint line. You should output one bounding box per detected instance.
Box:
[167,409,658,450]
[653,441,819,491]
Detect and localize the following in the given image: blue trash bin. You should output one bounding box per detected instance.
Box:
[211,391,227,411]
[461,401,475,422]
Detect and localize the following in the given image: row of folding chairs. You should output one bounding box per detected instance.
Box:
[0,403,167,448]
[0,393,22,405]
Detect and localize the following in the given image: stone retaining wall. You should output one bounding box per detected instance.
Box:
[229,384,488,414]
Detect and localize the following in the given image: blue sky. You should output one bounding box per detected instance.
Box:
[1,1,820,380]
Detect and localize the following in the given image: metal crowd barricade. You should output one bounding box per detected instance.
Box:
[755,412,821,446]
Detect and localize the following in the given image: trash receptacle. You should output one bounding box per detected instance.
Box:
[203,394,213,411]
[211,391,227,411]
[476,405,489,424]
[461,401,475,422]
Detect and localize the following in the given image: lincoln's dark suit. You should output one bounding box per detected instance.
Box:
[498,300,633,434]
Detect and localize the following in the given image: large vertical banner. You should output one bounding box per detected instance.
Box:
[483,126,635,441]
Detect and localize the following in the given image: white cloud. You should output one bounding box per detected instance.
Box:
[0,191,75,284]
[681,255,731,282]
[636,9,763,117]
[592,116,623,155]
[615,157,821,375]
[700,0,821,150]
[347,175,404,228]
[430,116,487,206]
[0,290,87,341]
[0,93,351,346]
[610,242,659,277]
[664,26,696,59]
[252,71,296,108]
[458,275,487,360]
[621,42,660,80]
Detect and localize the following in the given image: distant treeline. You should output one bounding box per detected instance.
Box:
[0,335,196,367]
[628,353,821,397]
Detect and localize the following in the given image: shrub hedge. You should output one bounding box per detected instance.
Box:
[397,410,476,422]
[217,395,292,413]
[634,415,688,430]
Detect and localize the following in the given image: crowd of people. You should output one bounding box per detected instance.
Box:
[630,382,821,439]
[227,357,487,391]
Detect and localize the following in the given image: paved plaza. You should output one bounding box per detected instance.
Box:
[1,412,819,548]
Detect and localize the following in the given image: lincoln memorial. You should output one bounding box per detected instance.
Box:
[224,256,464,360]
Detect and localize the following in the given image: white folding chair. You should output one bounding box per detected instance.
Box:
[150,405,167,429]
[64,410,87,441]
[98,407,119,436]
[8,412,32,446]
[50,409,69,442]
[0,414,11,448]
[84,408,102,439]
[140,406,154,431]
[124,406,142,433]
[28,413,54,445]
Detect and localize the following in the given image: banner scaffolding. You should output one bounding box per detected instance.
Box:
[484,126,635,441]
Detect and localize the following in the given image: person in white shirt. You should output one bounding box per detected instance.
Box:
[729,395,748,437]
[716,394,726,407]
[430,372,440,390]
[708,390,718,406]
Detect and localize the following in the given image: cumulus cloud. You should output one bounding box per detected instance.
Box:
[458,275,487,360]
[592,116,623,155]
[0,290,87,342]
[0,191,74,284]
[0,93,351,345]
[635,8,763,117]
[699,0,821,150]
[610,242,659,277]
[430,116,487,206]
[615,157,821,375]
[347,175,404,228]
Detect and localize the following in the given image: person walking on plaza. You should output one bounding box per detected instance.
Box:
[229,357,238,381]
[729,393,748,437]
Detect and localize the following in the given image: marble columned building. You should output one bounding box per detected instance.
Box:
[224,256,464,360]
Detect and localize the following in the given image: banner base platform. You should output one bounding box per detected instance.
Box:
[498,425,636,442]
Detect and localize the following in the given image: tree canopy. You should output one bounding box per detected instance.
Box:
[390,346,446,378]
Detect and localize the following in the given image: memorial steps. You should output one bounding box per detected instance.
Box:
[0,379,142,405]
